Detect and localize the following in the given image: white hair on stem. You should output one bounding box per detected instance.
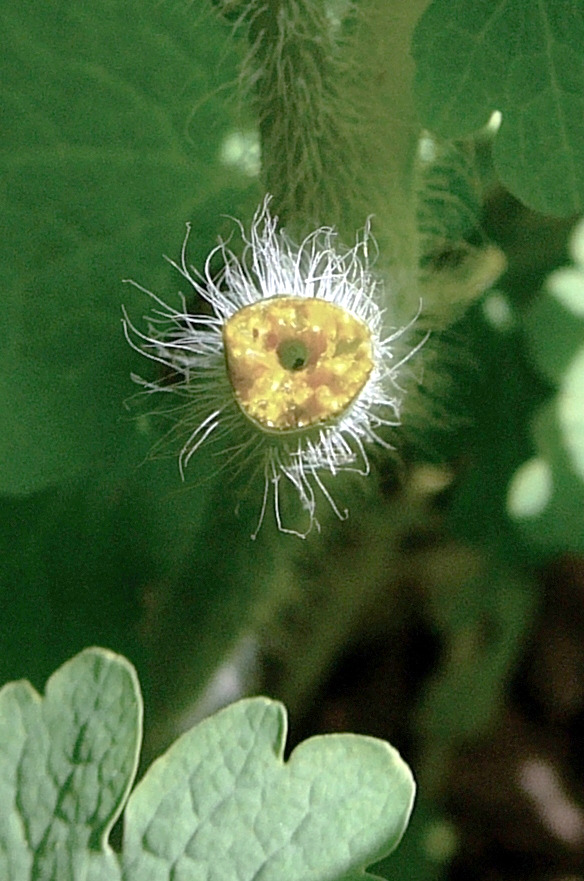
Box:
[122,196,426,538]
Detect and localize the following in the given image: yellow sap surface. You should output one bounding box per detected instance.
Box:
[223,296,373,431]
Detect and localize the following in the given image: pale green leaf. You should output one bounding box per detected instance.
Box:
[510,227,584,552]
[0,648,141,881]
[507,456,553,519]
[0,652,415,881]
[123,697,415,881]
[509,400,584,552]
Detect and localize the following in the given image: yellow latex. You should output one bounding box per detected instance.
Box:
[223,296,373,431]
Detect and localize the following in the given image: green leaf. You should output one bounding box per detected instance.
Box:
[558,342,584,480]
[508,218,584,552]
[123,698,415,881]
[0,647,141,881]
[413,0,584,216]
[0,650,415,881]
[0,0,254,494]
[524,286,584,385]
[508,394,584,554]
[524,216,584,384]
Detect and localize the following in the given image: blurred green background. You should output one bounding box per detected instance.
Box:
[2,2,584,880]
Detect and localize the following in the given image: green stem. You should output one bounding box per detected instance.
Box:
[231,1,430,310]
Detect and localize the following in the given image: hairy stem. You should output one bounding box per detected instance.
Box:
[219,0,429,312]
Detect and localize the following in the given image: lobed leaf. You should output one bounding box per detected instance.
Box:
[0,650,415,881]
[0,647,141,881]
[123,698,415,881]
